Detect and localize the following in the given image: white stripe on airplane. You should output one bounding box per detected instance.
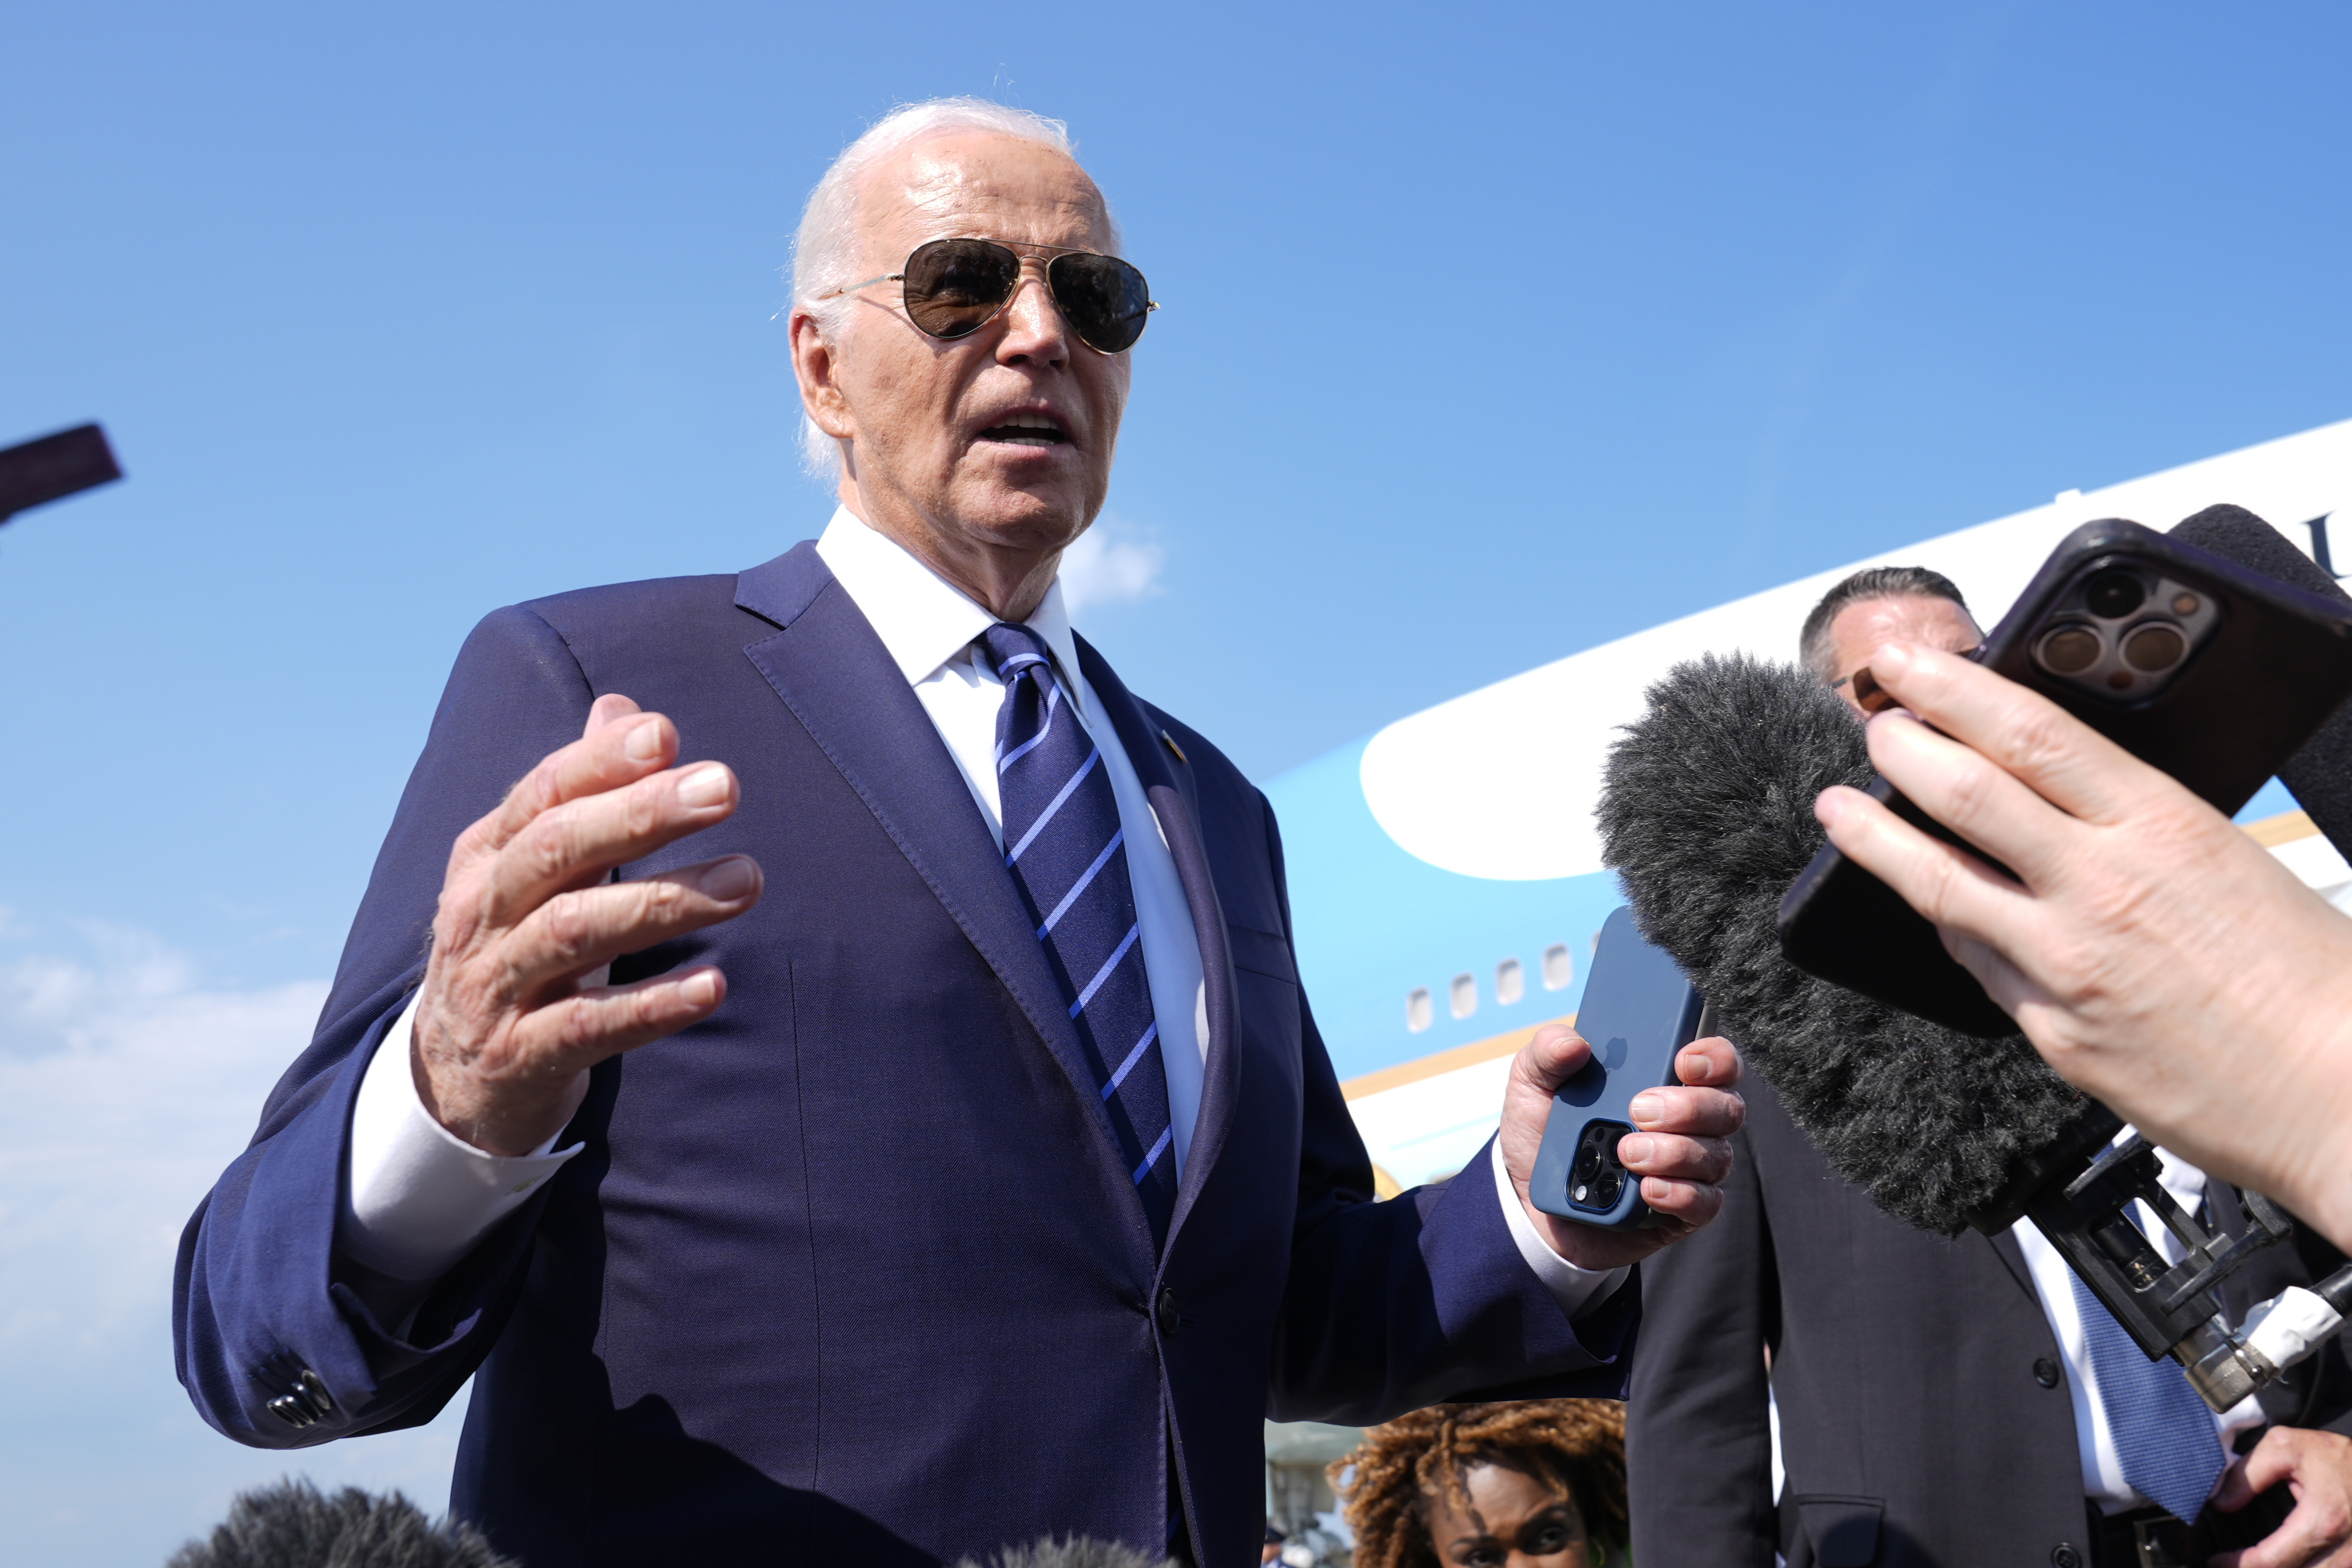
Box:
[1359,416,2352,882]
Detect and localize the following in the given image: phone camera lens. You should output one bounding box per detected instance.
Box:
[2038,625,2103,674]
[1573,1147,1601,1180]
[1591,1172,1622,1206]
[2123,623,2186,672]
[2085,571,2146,619]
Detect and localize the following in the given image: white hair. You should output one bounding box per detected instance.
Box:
[788,98,1104,482]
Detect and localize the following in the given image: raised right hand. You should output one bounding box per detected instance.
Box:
[411,694,764,1155]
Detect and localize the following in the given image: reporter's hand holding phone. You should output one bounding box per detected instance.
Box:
[1813,640,2352,1251]
[1497,1027,1744,1271]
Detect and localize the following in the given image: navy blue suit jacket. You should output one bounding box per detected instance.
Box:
[174,543,1637,1567]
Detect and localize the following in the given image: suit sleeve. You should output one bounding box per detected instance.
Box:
[1254,796,1645,1424]
[172,604,595,1448]
[1623,1117,1780,1567]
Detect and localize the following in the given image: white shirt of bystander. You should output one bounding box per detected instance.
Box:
[2013,1139,2266,1515]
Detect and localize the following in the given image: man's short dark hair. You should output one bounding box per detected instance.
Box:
[1797,565,1971,683]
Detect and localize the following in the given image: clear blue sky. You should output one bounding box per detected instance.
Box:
[3,2,2346,1560]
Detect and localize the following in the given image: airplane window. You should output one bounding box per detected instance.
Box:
[1450,972,1477,1020]
[1495,957,1525,1006]
[1406,988,1433,1033]
[1542,943,1573,991]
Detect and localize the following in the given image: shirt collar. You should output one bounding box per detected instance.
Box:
[814,505,1081,688]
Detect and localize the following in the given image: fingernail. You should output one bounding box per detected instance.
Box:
[1620,1134,1655,1165]
[626,719,664,761]
[700,857,758,901]
[1628,1093,1663,1124]
[683,969,721,1006]
[677,765,730,807]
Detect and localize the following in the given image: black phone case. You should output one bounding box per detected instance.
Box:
[1530,906,1706,1229]
[1778,519,2352,1037]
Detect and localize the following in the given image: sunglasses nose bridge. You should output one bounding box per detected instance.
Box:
[994,263,1075,352]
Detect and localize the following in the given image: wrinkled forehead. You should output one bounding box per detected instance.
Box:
[1838,592,1981,639]
[852,132,1115,267]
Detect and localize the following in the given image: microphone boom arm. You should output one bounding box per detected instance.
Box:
[1979,1105,2329,1411]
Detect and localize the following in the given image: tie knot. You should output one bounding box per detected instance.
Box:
[980,622,1056,684]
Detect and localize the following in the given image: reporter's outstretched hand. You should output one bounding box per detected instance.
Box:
[2211,1426,2352,1568]
[1813,640,2352,1248]
[411,695,765,1156]
[1498,1026,1744,1271]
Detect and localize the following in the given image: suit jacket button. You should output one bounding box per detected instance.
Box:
[1155,1286,1182,1337]
[2034,1357,2061,1388]
[2052,1546,2082,1568]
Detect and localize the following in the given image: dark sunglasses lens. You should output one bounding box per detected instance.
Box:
[1048,253,1152,353]
[901,240,1020,338]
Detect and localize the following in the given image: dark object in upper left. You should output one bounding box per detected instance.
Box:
[0,422,122,523]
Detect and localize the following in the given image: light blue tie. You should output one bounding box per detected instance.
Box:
[2069,1270,2227,1523]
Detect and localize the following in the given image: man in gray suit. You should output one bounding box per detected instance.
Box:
[1625,567,2352,1568]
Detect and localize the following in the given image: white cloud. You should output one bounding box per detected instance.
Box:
[0,925,467,1564]
[1059,517,1167,616]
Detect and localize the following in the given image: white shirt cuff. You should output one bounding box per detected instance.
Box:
[1491,1135,1631,1319]
[339,992,583,1282]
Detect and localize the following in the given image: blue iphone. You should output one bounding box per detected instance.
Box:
[1530,906,1708,1229]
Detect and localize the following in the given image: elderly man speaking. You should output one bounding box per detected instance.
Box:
[174,99,1743,1566]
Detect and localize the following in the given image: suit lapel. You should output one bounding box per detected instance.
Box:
[734,546,1128,1173]
[1075,635,1243,1246]
[1986,1225,2041,1300]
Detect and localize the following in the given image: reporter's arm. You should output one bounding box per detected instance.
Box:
[1812,640,2352,1249]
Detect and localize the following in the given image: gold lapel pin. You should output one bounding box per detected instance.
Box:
[1159,728,1188,765]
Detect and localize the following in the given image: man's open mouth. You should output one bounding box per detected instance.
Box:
[977,413,1069,447]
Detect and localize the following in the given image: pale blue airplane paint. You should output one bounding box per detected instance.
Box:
[1266,740,1619,1082]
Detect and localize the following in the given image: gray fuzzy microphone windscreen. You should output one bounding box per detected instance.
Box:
[167,1479,517,1568]
[1596,652,2090,1234]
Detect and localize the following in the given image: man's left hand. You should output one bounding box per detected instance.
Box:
[1498,1024,1744,1270]
[2211,1426,2352,1567]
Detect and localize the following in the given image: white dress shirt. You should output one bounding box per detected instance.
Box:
[340,508,1622,1316]
[2011,1138,2264,1514]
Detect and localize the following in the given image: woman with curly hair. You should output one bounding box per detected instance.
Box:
[1328,1401,1630,1568]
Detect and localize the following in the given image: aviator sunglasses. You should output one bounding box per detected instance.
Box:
[821,237,1158,355]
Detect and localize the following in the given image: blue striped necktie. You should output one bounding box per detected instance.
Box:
[981,624,1177,1247]
[2068,1270,2227,1523]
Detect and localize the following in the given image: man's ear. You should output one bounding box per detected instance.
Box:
[788,310,857,442]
